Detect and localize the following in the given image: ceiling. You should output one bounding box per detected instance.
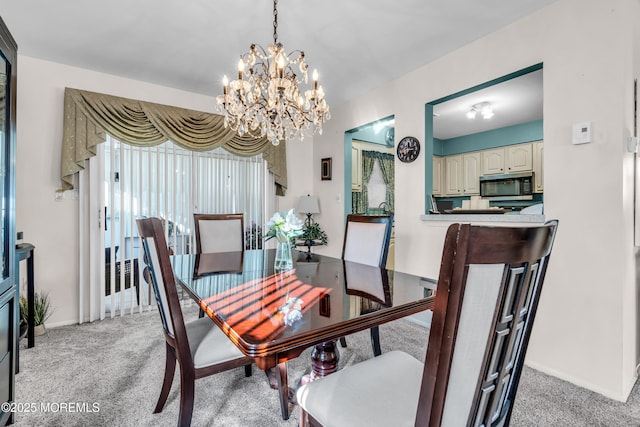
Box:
[0,0,555,137]
[433,68,543,139]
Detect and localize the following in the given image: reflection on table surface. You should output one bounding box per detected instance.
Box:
[171,249,436,354]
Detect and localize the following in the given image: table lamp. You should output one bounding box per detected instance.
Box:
[298,195,320,228]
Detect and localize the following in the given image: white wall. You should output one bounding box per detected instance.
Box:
[309,0,639,401]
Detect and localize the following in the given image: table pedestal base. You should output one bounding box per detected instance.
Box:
[300,339,340,386]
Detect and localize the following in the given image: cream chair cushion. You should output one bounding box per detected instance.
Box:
[296,350,422,427]
[186,316,247,369]
[343,222,387,266]
[198,219,243,253]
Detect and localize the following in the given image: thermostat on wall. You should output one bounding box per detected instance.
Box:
[572,122,592,145]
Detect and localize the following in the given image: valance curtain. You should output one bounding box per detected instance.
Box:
[60,87,287,195]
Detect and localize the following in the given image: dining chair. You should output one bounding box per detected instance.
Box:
[297,220,559,427]
[136,217,253,427]
[193,213,245,254]
[339,214,393,356]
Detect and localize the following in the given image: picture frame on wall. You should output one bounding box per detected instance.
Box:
[321,157,332,180]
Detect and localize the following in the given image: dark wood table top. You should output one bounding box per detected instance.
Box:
[171,249,436,370]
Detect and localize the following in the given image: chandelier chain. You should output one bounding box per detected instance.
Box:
[273,0,278,43]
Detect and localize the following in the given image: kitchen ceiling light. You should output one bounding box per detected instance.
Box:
[216,0,331,145]
[467,102,494,120]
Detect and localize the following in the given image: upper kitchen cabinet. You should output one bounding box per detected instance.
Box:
[481,147,506,175]
[444,152,480,196]
[481,143,533,175]
[506,143,533,173]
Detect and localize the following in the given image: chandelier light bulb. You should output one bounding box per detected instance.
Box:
[466,110,477,120]
[237,59,244,80]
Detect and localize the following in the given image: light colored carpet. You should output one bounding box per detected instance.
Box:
[13,307,640,426]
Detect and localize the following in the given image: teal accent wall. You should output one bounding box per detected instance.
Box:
[433,138,445,156]
[424,104,435,213]
[351,125,393,145]
[441,120,543,155]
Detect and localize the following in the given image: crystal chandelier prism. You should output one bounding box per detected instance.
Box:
[216,0,330,145]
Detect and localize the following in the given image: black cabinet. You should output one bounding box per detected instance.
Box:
[0,16,17,427]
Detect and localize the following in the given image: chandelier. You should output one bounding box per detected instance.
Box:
[216,0,330,145]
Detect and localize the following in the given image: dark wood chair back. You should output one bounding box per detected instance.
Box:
[416,220,558,426]
[341,214,393,267]
[137,217,192,367]
[194,213,245,254]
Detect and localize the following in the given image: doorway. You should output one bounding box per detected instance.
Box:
[345,116,395,267]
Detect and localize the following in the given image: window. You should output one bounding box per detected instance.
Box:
[102,136,273,314]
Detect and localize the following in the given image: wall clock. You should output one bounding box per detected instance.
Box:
[396,136,420,163]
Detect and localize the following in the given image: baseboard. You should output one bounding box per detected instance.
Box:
[45,318,84,328]
[524,361,636,402]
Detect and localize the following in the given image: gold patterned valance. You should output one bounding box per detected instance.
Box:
[60,87,287,194]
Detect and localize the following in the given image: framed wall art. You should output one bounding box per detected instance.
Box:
[321,157,332,181]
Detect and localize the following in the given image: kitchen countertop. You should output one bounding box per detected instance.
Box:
[420,213,546,223]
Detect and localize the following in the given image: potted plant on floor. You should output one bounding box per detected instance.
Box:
[20,291,52,336]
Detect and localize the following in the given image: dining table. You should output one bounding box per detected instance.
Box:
[170,248,437,420]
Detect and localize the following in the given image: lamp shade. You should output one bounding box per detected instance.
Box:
[298,195,320,214]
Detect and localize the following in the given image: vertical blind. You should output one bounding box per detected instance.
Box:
[102,136,273,318]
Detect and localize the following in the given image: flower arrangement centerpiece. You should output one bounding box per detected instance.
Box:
[265,209,304,271]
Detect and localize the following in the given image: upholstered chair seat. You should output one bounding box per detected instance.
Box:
[297,350,422,427]
[186,316,248,369]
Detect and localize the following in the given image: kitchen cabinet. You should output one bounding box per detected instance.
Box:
[532,140,544,192]
[444,153,480,196]
[481,148,506,175]
[506,144,533,172]
[351,146,362,192]
[481,143,533,175]
[462,152,481,195]
[432,156,443,196]
[444,155,463,195]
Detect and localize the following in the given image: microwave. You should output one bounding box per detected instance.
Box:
[479,172,534,201]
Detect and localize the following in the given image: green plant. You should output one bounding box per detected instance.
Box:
[20,292,53,326]
[300,222,328,246]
